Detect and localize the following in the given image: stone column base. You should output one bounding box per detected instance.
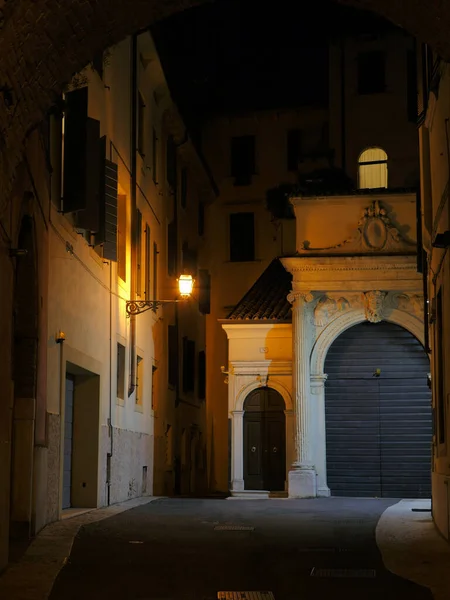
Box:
[288,468,317,498]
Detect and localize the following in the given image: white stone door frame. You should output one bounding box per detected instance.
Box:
[228,361,293,495]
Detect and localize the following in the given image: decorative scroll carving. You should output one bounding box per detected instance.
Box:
[299,200,416,255]
[287,291,314,305]
[363,290,387,323]
[314,297,337,327]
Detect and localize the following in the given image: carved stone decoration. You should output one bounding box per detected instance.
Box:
[391,292,424,318]
[314,296,337,327]
[363,290,387,323]
[298,200,416,255]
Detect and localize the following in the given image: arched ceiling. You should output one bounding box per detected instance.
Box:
[0,0,446,200]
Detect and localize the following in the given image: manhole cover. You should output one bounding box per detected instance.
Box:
[218,593,274,600]
[214,525,255,531]
[310,568,376,578]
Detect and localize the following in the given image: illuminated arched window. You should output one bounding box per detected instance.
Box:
[358,147,388,190]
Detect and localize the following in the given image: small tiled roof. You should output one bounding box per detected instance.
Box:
[223,259,292,323]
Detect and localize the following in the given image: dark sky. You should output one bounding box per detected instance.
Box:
[152,0,395,128]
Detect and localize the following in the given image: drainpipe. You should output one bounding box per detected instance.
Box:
[129,33,138,397]
[107,261,113,505]
[340,38,346,174]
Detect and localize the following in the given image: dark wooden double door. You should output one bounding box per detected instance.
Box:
[243,387,286,491]
[325,322,432,498]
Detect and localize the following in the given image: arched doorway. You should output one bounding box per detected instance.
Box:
[324,321,432,498]
[243,387,286,491]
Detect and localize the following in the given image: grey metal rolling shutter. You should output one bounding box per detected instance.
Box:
[325,322,432,498]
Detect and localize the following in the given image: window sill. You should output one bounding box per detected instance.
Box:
[116,397,125,407]
[134,403,144,414]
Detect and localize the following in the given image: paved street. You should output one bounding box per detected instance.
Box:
[48,498,432,600]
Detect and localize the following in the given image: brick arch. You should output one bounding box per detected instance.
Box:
[0,0,448,201]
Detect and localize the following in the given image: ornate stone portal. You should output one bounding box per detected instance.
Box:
[280,195,425,499]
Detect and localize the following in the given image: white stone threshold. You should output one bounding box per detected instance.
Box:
[228,490,289,499]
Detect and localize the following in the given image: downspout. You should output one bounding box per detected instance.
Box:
[107,261,113,505]
[340,38,346,174]
[129,33,138,396]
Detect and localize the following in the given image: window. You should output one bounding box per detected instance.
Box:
[153,242,158,302]
[436,289,446,444]
[198,351,206,400]
[165,424,173,467]
[137,92,146,156]
[198,202,205,236]
[287,129,302,171]
[180,167,188,209]
[118,194,127,281]
[198,269,211,315]
[229,212,255,262]
[152,128,158,184]
[357,51,386,95]
[136,355,143,407]
[358,148,388,190]
[136,210,142,296]
[182,337,195,394]
[407,49,418,123]
[231,135,255,185]
[144,224,151,300]
[167,221,177,276]
[117,343,126,401]
[168,325,178,387]
[166,134,177,191]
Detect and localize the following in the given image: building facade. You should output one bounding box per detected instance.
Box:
[1,30,215,571]
[417,46,450,541]
[202,26,427,496]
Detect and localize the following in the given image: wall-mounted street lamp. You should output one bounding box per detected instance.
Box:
[126,274,194,316]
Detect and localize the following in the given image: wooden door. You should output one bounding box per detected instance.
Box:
[243,387,286,491]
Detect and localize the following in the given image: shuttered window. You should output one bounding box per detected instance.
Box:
[144,224,151,300]
[63,87,101,217]
[136,210,143,296]
[97,136,118,262]
[180,167,188,209]
[168,221,177,276]
[166,134,177,191]
[231,135,255,185]
[198,269,211,315]
[198,351,206,400]
[168,325,178,388]
[183,338,195,394]
[230,212,255,262]
[117,195,127,281]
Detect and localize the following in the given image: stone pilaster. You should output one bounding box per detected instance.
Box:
[230,410,244,492]
[287,291,317,498]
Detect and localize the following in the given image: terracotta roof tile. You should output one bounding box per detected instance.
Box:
[224,259,292,322]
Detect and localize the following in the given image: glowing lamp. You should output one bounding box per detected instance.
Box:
[178,274,194,297]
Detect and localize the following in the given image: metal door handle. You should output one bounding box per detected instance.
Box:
[251,446,256,453]
[273,447,278,453]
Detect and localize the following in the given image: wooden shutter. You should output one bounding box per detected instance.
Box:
[180,167,188,208]
[168,220,178,276]
[97,136,118,261]
[182,338,195,393]
[166,134,177,191]
[198,351,206,400]
[136,209,143,296]
[198,269,211,315]
[168,325,178,388]
[63,87,102,214]
[76,117,101,231]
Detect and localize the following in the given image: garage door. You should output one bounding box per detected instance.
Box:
[325,321,432,498]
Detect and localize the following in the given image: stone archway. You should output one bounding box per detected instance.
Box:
[9,215,39,544]
[0,0,450,201]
